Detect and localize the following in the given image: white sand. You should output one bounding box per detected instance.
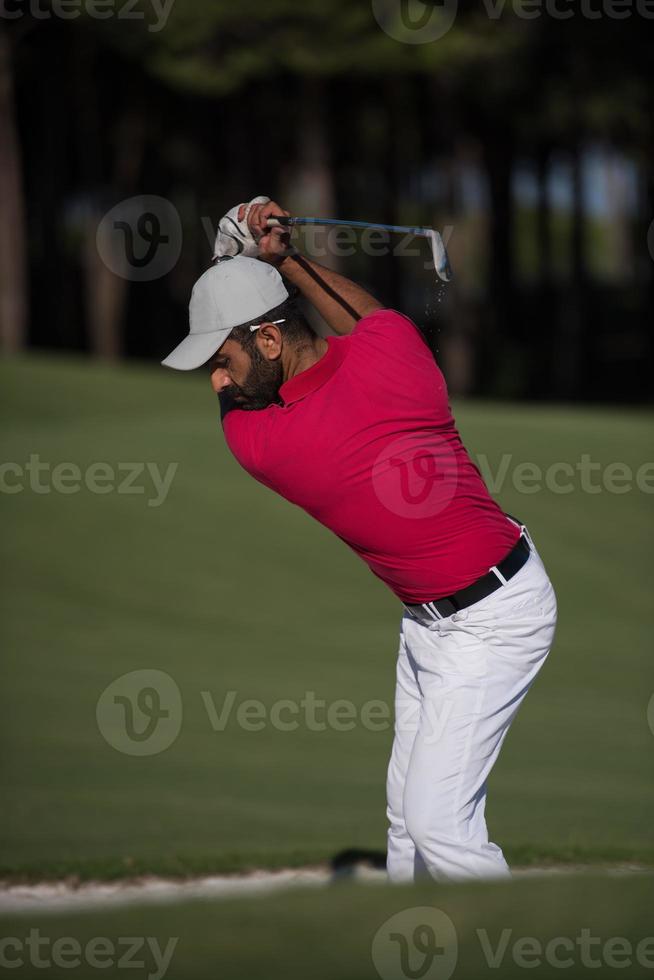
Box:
[0,865,649,915]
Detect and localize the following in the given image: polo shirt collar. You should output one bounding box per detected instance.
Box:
[279,335,349,406]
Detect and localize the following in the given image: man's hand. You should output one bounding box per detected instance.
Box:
[212,195,270,260]
[239,199,293,265]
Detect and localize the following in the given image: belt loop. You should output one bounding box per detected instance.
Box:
[507,512,532,548]
[520,523,534,549]
[426,601,443,620]
[489,565,508,586]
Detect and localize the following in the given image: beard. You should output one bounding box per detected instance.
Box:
[228,347,284,411]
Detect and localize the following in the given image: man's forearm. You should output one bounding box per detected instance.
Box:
[276,252,383,335]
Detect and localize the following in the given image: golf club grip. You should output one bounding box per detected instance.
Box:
[266,215,292,228]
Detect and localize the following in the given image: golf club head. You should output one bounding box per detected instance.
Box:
[428,230,453,282]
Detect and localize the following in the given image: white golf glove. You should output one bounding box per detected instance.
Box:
[212,195,271,261]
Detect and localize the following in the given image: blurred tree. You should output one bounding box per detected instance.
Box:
[7,0,653,397]
[0,24,28,353]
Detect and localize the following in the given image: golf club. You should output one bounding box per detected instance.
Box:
[266,215,453,282]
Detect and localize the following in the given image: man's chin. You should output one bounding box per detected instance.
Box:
[235,395,277,412]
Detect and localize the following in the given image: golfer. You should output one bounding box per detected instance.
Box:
[162,197,558,882]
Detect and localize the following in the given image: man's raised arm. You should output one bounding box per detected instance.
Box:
[241,200,383,335]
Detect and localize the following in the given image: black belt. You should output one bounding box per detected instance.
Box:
[404,525,531,626]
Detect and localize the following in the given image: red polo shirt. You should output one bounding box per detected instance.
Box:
[222,309,519,604]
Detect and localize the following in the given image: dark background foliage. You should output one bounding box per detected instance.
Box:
[1,0,652,400]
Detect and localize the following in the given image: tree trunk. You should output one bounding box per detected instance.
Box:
[74,30,147,360]
[378,76,407,311]
[553,139,586,399]
[0,27,28,353]
[283,78,336,270]
[643,97,654,385]
[531,146,555,397]
[482,129,515,395]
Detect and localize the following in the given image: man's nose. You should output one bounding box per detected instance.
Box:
[210,368,232,393]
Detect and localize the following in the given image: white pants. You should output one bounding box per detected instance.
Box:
[386,539,557,882]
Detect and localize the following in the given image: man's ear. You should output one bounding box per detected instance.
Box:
[255,322,284,360]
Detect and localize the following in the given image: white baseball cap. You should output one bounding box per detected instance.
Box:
[162,256,289,371]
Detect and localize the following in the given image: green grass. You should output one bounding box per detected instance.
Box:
[1,876,653,979]
[0,354,653,880]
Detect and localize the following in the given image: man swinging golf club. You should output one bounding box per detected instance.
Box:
[162,196,558,883]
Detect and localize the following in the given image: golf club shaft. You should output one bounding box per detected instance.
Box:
[267,215,434,238]
[265,215,452,281]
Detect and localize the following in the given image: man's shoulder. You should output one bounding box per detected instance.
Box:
[352,308,421,337]
[350,308,433,360]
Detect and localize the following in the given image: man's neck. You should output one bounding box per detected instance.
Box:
[283,336,329,383]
